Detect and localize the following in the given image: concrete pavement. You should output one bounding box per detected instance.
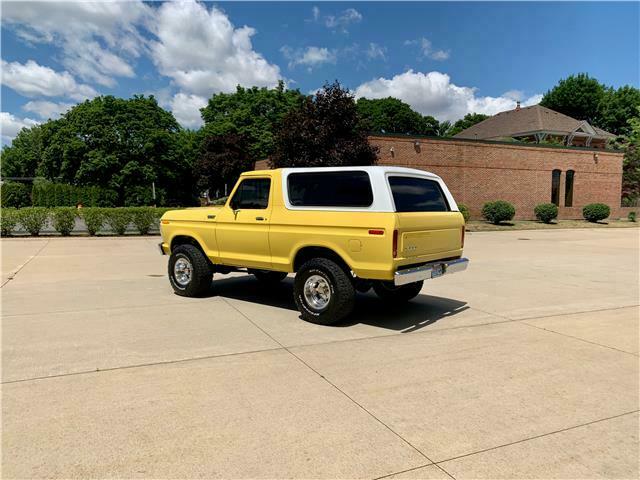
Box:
[1,229,638,478]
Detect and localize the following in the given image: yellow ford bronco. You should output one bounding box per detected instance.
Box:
[159,166,468,325]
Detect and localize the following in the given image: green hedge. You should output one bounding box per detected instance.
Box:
[80,208,105,236]
[32,183,117,207]
[534,203,558,224]
[17,207,50,236]
[1,208,20,236]
[457,203,470,222]
[1,182,31,208]
[52,207,77,236]
[583,203,610,223]
[482,200,516,225]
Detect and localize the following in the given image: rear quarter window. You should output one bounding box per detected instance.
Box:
[287,171,373,208]
[388,176,450,212]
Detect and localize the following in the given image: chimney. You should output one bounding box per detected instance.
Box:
[515,101,521,111]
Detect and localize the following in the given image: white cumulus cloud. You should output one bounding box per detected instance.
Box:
[170,93,207,129]
[1,59,97,101]
[2,1,151,87]
[281,46,336,70]
[405,38,450,61]
[1,112,39,143]
[354,70,541,121]
[22,100,74,120]
[151,0,281,97]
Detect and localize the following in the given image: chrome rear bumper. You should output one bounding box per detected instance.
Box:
[394,257,469,286]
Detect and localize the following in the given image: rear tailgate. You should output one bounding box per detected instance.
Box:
[388,174,464,263]
[396,212,463,258]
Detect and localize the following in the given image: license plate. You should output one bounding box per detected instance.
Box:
[431,264,444,278]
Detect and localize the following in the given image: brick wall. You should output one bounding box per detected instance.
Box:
[369,136,624,220]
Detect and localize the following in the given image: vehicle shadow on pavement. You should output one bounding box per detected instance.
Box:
[210,276,469,333]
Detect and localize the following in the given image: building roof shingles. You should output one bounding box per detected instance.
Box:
[453,104,615,140]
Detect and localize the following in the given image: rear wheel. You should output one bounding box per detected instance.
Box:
[294,258,355,325]
[373,280,423,303]
[168,244,212,297]
[251,270,288,284]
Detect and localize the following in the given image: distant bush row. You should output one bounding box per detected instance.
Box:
[0,207,172,237]
[471,201,615,224]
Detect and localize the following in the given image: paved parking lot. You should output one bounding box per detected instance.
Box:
[2,229,638,479]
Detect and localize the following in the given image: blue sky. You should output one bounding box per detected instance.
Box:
[2,1,638,144]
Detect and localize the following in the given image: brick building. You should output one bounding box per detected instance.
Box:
[369,135,623,220]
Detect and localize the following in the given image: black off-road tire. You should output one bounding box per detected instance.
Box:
[294,258,355,325]
[168,244,212,297]
[251,270,288,284]
[373,280,423,303]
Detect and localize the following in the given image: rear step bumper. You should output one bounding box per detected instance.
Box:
[394,257,469,286]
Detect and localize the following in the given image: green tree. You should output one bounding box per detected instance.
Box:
[7,95,197,206]
[271,82,379,168]
[622,113,640,205]
[195,133,253,198]
[200,81,305,160]
[540,73,606,124]
[356,97,439,136]
[598,85,640,136]
[435,121,452,137]
[446,113,490,136]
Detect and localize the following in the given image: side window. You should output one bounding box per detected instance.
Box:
[551,169,561,206]
[287,171,373,208]
[230,178,271,210]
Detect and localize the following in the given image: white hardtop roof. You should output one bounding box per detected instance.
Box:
[280,166,441,180]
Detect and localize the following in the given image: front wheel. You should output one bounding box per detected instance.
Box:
[373,280,423,303]
[168,244,212,297]
[294,258,355,325]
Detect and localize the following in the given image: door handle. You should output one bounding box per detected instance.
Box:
[255,216,266,221]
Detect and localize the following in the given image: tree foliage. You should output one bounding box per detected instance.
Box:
[195,133,253,197]
[446,113,490,137]
[540,73,606,124]
[621,113,640,204]
[271,82,379,168]
[1,96,198,206]
[598,85,640,136]
[200,81,305,160]
[356,97,439,136]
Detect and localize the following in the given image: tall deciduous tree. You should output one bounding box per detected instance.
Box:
[200,81,306,160]
[598,85,640,136]
[195,133,253,198]
[356,97,439,136]
[446,113,490,136]
[540,73,606,124]
[621,112,640,205]
[270,82,379,168]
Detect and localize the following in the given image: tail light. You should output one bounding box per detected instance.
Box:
[392,229,398,258]
[461,226,465,248]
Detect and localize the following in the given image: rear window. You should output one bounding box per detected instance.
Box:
[287,171,373,208]
[388,176,450,212]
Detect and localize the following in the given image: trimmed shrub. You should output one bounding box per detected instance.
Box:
[629,211,637,223]
[457,203,470,222]
[534,203,558,224]
[481,200,516,225]
[31,183,118,207]
[81,208,105,236]
[104,208,132,235]
[1,182,31,208]
[1,208,19,236]
[130,207,157,235]
[17,207,49,236]
[52,207,77,236]
[582,203,610,223]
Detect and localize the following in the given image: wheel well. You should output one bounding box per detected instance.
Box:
[293,246,351,273]
[171,235,205,255]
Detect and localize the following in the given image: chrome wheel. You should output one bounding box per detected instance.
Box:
[173,256,192,286]
[303,274,331,311]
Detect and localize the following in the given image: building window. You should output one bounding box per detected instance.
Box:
[565,170,575,207]
[551,169,561,206]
